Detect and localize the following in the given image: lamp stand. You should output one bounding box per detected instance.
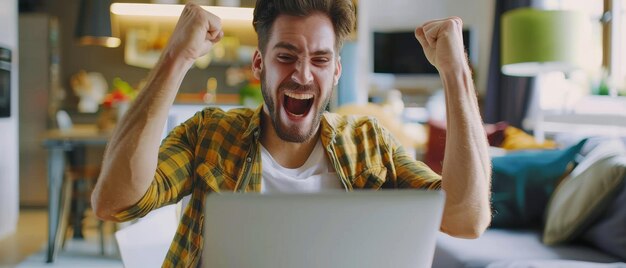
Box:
[523,74,547,144]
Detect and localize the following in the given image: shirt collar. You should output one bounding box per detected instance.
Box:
[321,112,344,144]
[241,104,264,140]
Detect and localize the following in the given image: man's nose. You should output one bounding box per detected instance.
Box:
[291,59,313,85]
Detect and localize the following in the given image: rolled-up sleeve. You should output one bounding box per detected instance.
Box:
[111,112,202,221]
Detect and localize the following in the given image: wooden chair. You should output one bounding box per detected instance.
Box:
[56,110,110,255]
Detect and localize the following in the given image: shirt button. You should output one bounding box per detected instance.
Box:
[246,157,252,162]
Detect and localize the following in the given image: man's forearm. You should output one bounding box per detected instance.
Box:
[92,52,194,221]
[439,66,492,238]
[92,3,223,221]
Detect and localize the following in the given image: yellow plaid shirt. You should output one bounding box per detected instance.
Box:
[113,105,441,267]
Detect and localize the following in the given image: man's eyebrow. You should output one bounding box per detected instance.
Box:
[312,49,333,56]
[273,42,334,56]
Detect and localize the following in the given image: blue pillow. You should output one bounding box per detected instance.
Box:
[491,139,587,228]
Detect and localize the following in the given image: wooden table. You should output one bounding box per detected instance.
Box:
[41,125,111,263]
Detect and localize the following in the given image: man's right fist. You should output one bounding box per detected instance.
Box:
[164,3,224,65]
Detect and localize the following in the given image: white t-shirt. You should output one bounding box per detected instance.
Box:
[260,141,343,193]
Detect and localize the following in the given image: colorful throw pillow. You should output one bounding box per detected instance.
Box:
[424,120,447,174]
[501,126,557,151]
[543,156,626,245]
[490,139,587,228]
[543,139,626,245]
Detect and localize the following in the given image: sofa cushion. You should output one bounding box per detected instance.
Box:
[582,174,626,260]
[501,126,557,151]
[433,229,622,268]
[491,139,586,228]
[487,260,626,268]
[543,139,626,245]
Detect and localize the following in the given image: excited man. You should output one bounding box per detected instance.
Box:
[92,0,491,266]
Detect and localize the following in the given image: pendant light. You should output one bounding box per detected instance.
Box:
[75,0,121,48]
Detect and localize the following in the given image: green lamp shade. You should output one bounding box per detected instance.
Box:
[501,8,586,77]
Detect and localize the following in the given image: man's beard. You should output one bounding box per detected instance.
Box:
[261,70,332,143]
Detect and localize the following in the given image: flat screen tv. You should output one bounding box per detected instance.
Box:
[373,29,472,74]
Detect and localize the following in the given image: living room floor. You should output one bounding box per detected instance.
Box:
[0,209,47,266]
[0,208,121,267]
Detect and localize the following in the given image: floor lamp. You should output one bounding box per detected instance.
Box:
[501,8,587,143]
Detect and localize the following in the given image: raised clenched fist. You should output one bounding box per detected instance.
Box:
[164,2,224,65]
[414,17,468,73]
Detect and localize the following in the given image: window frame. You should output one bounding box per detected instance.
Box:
[603,0,625,90]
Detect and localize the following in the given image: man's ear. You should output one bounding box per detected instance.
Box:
[333,55,342,86]
[252,49,263,80]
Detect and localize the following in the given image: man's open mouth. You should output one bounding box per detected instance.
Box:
[283,92,314,117]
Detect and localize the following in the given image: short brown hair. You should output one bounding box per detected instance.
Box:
[253,0,355,53]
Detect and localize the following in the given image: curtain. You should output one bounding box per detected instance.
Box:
[484,0,534,129]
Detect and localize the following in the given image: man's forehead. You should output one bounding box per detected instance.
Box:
[266,13,337,54]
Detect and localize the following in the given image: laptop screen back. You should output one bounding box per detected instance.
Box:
[202,190,444,268]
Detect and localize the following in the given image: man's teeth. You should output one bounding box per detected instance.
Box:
[284,92,313,100]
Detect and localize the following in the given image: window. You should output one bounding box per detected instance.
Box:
[534,0,626,138]
[544,0,626,95]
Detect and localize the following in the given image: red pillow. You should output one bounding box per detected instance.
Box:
[424,120,507,174]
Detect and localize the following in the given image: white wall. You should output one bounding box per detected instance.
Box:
[0,0,19,239]
[356,0,495,100]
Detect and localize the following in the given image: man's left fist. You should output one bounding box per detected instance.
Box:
[414,17,468,73]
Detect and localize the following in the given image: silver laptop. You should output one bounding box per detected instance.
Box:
[201,190,445,268]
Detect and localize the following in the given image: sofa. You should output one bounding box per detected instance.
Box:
[431,136,626,267]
